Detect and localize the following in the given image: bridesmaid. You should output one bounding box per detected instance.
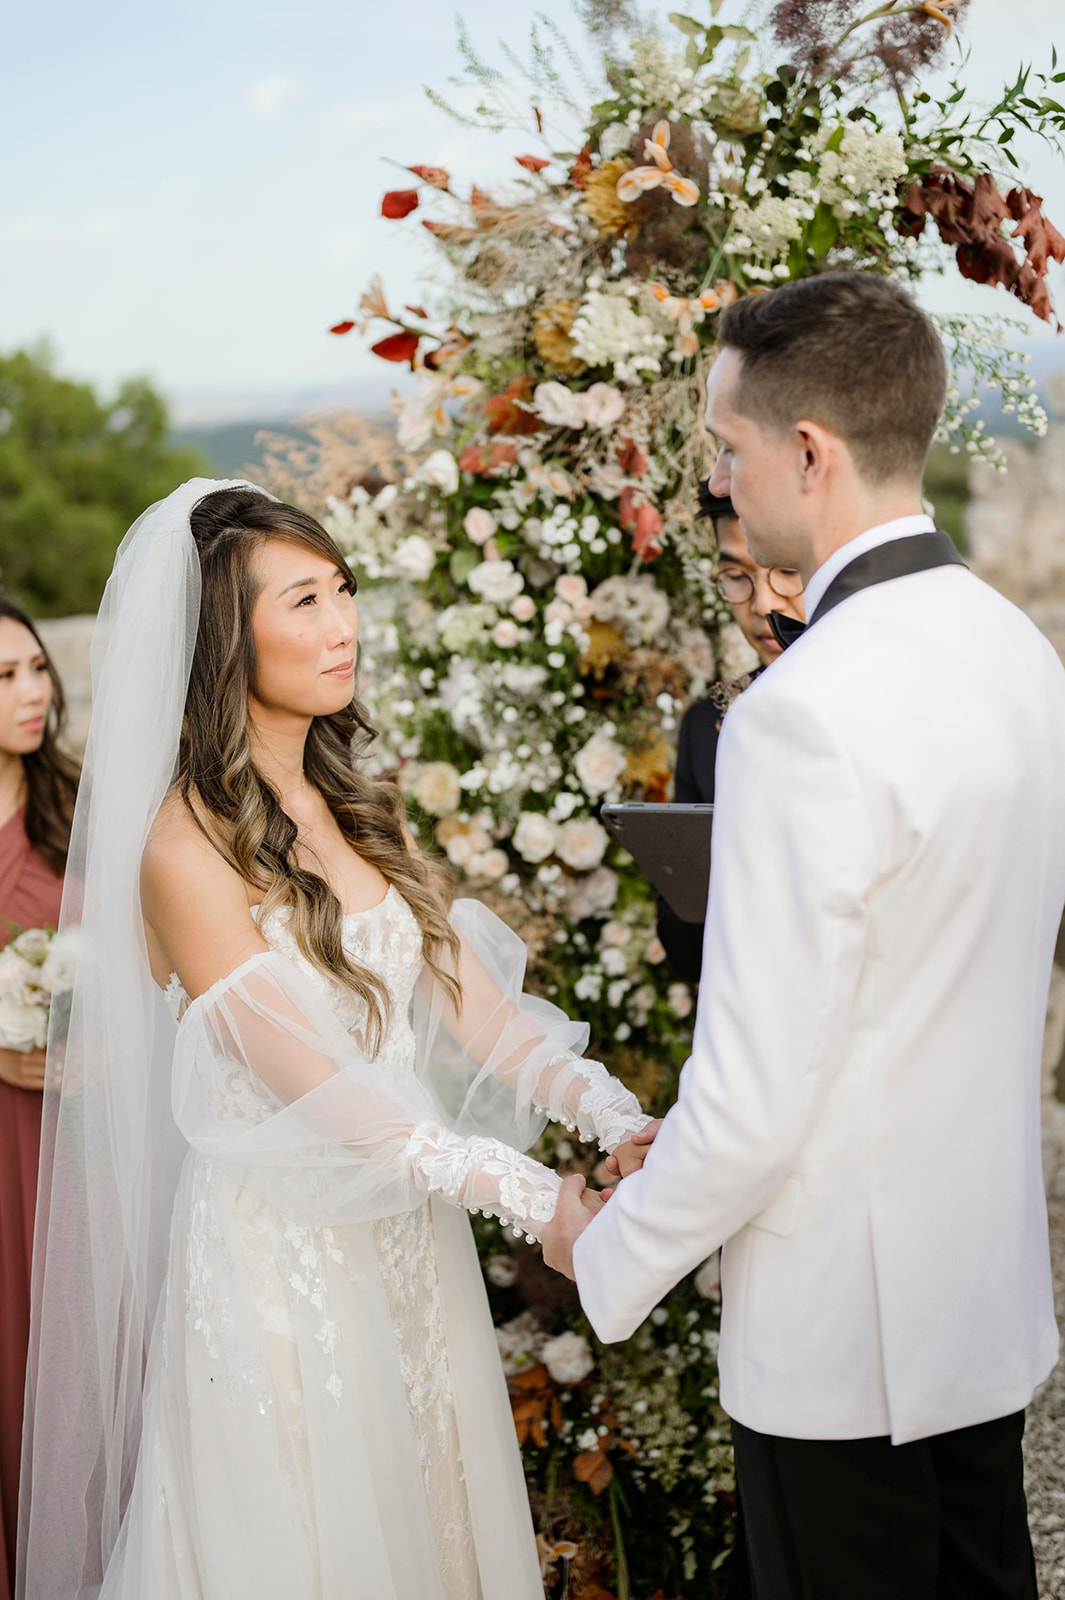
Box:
[0,597,79,1600]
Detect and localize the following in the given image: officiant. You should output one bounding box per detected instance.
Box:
[656,486,806,981]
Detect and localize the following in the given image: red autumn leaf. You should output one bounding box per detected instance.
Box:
[459,440,519,475]
[408,165,450,190]
[484,377,540,436]
[370,331,420,365]
[329,320,355,335]
[405,305,429,319]
[618,486,637,532]
[1007,187,1065,277]
[971,172,1011,234]
[381,189,419,220]
[516,154,550,172]
[633,504,664,561]
[570,142,593,190]
[573,1448,614,1494]
[616,436,649,476]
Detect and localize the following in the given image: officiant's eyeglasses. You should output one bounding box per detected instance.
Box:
[715,567,804,605]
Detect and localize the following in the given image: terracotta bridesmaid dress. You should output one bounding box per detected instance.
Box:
[0,807,63,1600]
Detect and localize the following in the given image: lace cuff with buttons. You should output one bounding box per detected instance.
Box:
[405,1122,562,1244]
[532,1055,653,1155]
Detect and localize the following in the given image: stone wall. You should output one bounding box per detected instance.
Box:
[966,373,1065,664]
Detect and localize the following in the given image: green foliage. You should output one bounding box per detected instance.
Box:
[0,347,208,617]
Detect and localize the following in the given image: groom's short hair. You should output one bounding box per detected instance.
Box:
[717,272,947,484]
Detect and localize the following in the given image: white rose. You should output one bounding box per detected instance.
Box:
[510,595,536,622]
[445,833,476,868]
[644,936,666,965]
[467,559,524,607]
[417,449,460,496]
[491,620,519,648]
[574,732,628,799]
[513,812,557,864]
[555,817,609,872]
[485,1254,519,1288]
[600,921,629,948]
[411,761,462,817]
[396,400,434,452]
[566,866,619,920]
[391,534,437,582]
[12,927,51,963]
[468,848,509,881]
[533,381,586,430]
[0,948,33,1001]
[694,1252,721,1299]
[668,981,693,1018]
[40,929,79,994]
[555,574,588,606]
[599,122,632,160]
[600,946,628,976]
[541,1330,595,1386]
[577,382,626,430]
[463,507,497,545]
[502,663,547,697]
[0,995,46,1052]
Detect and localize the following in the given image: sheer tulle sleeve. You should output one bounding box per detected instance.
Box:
[414,899,652,1155]
[171,948,561,1241]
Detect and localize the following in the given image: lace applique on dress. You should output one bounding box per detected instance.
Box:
[252,888,479,1597]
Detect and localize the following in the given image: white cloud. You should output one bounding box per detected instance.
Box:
[245,75,304,120]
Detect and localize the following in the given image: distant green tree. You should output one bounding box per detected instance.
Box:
[0,347,208,617]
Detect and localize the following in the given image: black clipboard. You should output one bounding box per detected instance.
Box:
[601,802,714,923]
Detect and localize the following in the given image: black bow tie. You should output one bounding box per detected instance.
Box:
[768,611,806,650]
[767,531,966,651]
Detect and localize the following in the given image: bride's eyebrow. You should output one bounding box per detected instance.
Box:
[279,568,346,597]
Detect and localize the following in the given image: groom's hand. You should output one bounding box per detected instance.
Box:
[542,1174,599,1281]
[605,1118,664,1178]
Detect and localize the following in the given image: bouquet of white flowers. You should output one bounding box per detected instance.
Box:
[0,926,78,1053]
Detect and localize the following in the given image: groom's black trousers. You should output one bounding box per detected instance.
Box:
[730,1409,1037,1600]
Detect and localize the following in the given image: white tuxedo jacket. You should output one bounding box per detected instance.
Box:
[574,558,1065,1444]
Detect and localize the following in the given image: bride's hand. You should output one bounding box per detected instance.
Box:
[579,1185,613,1216]
[0,1045,47,1092]
[605,1118,664,1179]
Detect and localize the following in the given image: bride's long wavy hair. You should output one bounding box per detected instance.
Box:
[178,486,460,1054]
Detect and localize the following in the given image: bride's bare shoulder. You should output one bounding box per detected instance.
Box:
[142,788,266,995]
[142,789,245,921]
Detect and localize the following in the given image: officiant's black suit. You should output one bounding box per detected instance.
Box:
[655,695,724,982]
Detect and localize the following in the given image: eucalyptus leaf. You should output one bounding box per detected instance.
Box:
[807,202,839,257]
[668,12,704,38]
[449,548,480,587]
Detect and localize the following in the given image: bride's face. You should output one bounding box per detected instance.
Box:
[249,539,359,718]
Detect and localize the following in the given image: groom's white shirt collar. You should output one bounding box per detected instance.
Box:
[803,513,935,621]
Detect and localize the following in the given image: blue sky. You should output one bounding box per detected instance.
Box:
[2,0,1062,420]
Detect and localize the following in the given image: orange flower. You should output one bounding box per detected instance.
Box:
[647,281,721,359]
[616,122,700,208]
[921,0,960,33]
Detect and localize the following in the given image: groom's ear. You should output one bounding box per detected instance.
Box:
[794,419,839,493]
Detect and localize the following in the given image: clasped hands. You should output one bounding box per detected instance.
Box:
[543,1118,663,1281]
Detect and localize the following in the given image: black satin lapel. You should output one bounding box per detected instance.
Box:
[810,531,965,627]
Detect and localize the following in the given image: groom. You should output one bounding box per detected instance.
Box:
[543,271,1065,1599]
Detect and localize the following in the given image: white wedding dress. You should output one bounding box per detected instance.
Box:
[96,887,649,1600]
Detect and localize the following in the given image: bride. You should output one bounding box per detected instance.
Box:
[18,480,652,1600]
